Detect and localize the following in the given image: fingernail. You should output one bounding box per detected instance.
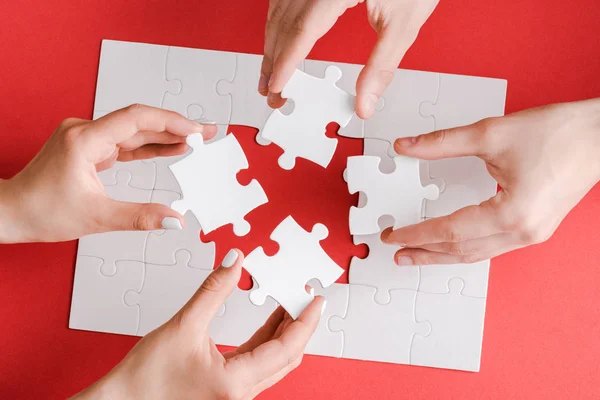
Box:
[202,121,216,125]
[396,136,418,147]
[258,73,269,93]
[161,217,182,230]
[396,256,413,266]
[321,300,327,316]
[267,91,277,105]
[221,249,238,268]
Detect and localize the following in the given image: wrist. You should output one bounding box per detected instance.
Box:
[0,178,28,244]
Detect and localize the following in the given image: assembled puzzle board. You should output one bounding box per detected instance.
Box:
[70,40,507,372]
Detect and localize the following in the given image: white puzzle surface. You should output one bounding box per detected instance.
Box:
[71,40,506,372]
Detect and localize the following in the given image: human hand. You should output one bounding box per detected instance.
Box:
[383,98,600,264]
[0,105,216,243]
[259,0,439,118]
[71,249,325,400]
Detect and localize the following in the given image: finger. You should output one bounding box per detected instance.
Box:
[227,296,324,387]
[416,232,517,256]
[393,120,492,160]
[382,201,502,247]
[235,306,287,354]
[394,241,522,266]
[175,249,244,333]
[117,143,189,162]
[94,196,185,232]
[117,130,188,150]
[248,354,303,398]
[355,23,412,119]
[260,0,291,96]
[268,1,348,95]
[89,104,210,144]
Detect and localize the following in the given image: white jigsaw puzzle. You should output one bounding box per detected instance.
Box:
[168,133,268,236]
[411,279,487,372]
[347,155,439,234]
[329,284,431,364]
[349,217,419,305]
[244,216,344,319]
[69,256,143,336]
[71,40,508,373]
[124,250,213,336]
[94,40,180,112]
[260,66,355,169]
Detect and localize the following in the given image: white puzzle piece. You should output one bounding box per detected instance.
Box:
[412,279,487,372]
[69,256,142,335]
[94,40,180,112]
[145,212,215,270]
[168,133,268,236]
[125,250,213,336]
[244,216,344,319]
[304,60,381,139]
[419,260,490,299]
[305,282,349,358]
[163,46,236,124]
[210,284,278,347]
[349,217,419,305]
[329,285,430,364]
[347,155,439,234]
[365,69,439,142]
[260,66,355,169]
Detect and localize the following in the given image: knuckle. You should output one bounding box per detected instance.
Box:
[423,129,448,147]
[266,1,285,27]
[476,117,501,153]
[447,242,471,256]
[198,271,225,295]
[131,209,153,231]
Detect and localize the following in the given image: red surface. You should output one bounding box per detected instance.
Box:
[0,1,599,398]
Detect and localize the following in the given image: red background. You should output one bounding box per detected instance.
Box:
[1,1,599,398]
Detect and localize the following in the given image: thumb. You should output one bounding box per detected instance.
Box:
[355,22,415,119]
[99,198,185,232]
[393,122,489,160]
[177,249,244,332]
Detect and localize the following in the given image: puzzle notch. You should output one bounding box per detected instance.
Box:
[328,284,430,364]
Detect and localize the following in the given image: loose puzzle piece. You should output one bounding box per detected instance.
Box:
[329,284,431,364]
[419,260,490,298]
[169,133,268,236]
[94,40,180,112]
[146,212,215,270]
[411,279,487,372]
[361,138,444,215]
[163,46,236,124]
[304,282,349,358]
[349,216,419,305]
[78,170,152,276]
[69,256,143,335]
[125,250,213,336]
[98,160,156,190]
[303,59,383,139]
[260,66,355,169]
[347,155,439,234]
[365,69,439,143]
[244,216,344,319]
[210,282,278,347]
[424,156,497,218]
